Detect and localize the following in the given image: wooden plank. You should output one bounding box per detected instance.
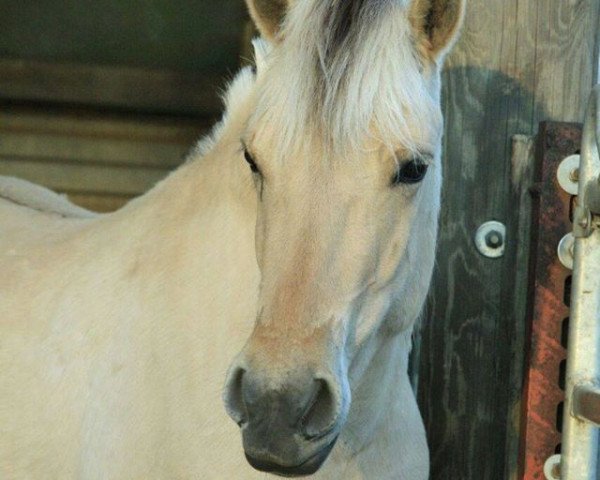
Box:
[0,106,205,210]
[0,157,168,196]
[0,59,227,116]
[0,0,247,75]
[417,1,600,479]
[506,135,536,480]
[0,107,211,143]
[0,131,191,168]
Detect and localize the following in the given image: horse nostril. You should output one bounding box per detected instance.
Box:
[225,367,343,440]
[224,366,247,426]
[301,379,338,439]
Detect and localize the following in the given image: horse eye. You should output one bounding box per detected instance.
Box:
[243,149,260,174]
[392,160,429,186]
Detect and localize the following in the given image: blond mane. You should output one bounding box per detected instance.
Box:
[251,0,442,159]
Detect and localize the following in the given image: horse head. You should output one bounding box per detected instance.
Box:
[224,0,465,476]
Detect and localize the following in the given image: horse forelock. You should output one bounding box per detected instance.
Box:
[250,0,442,161]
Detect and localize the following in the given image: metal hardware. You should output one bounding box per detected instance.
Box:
[519,122,573,480]
[573,84,600,238]
[561,84,600,480]
[557,233,575,269]
[543,454,562,480]
[572,384,600,426]
[474,221,506,258]
[557,154,581,195]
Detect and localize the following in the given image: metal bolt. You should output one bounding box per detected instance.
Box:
[543,454,561,480]
[557,155,581,195]
[552,463,561,479]
[475,221,506,259]
[485,231,503,249]
[570,168,580,183]
[558,233,575,270]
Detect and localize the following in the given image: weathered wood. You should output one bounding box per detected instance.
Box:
[0,157,167,196]
[0,0,247,75]
[0,0,247,207]
[506,135,536,480]
[0,59,226,116]
[417,1,600,479]
[0,132,192,169]
[0,107,210,143]
[0,108,208,208]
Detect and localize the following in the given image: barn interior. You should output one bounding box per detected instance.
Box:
[0,0,252,211]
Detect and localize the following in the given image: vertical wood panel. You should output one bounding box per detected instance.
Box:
[418,1,600,478]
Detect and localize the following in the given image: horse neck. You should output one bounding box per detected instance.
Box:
[343,328,417,448]
[320,327,429,477]
[114,135,256,248]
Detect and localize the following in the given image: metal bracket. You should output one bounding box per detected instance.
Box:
[572,384,600,426]
[573,85,600,238]
[561,84,600,480]
[520,124,572,480]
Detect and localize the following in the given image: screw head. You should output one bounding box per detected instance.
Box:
[475,221,506,259]
[557,233,575,270]
[485,231,503,249]
[569,168,580,182]
[557,155,581,195]
[543,454,561,480]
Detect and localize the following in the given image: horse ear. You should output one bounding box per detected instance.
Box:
[410,0,466,62]
[245,0,289,42]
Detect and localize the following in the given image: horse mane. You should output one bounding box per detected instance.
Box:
[190,65,258,161]
[0,176,96,219]
[251,0,442,158]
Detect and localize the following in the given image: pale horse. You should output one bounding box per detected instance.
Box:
[0,0,465,478]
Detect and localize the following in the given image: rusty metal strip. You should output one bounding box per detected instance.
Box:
[519,122,582,480]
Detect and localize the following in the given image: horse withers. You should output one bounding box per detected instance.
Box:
[0,0,464,478]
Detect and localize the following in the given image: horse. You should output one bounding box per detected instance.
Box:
[0,0,464,478]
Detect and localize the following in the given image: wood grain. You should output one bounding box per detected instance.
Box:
[0,132,190,168]
[0,0,247,75]
[0,107,210,143]
[417,1,600,478]
[506,135,536,480]
[0,59,226,116]
[0,157,167,196]
[0,108,208,210]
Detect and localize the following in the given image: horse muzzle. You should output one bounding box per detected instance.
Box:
[244,434,339,477]
[224,363,346,477]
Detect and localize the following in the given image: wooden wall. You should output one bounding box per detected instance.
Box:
[418,1,600,479]
[0,107,208,211]
[0,0,247,74]
[0,0,249,212]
